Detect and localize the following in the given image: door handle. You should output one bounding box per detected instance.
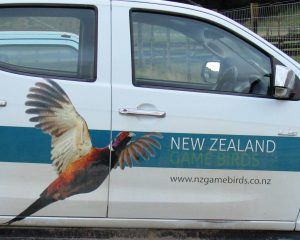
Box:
[119,108,166,118]
[278,131,298,137]
[0,100,7,107]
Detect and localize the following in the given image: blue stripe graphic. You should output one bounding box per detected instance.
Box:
[0,126,109,164]
[1,126,300,172]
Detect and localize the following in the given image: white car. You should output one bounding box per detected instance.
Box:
[0,0,299,231]
[0,31,79,75]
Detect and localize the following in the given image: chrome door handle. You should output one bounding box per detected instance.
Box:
[278,131,298,137]
[0,100,7,107]
[119,108,166,118]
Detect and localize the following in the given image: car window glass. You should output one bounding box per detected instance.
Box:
[0,7,96,80]
[132,12,272,96]
[0,45,78,73]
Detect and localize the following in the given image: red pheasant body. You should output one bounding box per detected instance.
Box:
[44,147,110,200]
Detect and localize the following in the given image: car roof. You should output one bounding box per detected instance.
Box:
[0,31,78,40]
[113,0,204,11]
[0,31,79,49]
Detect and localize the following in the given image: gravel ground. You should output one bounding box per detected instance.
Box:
[1,227,300,240]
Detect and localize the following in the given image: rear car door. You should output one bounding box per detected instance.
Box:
[0,0,111,224]
[110,0,300,229]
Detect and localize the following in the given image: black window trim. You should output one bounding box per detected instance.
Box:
[0,4,98,82]
[130,9,276,99]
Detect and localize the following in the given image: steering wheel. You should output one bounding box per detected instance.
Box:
[215,65,238,91]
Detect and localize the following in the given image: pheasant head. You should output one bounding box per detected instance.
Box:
[111,131,135,152]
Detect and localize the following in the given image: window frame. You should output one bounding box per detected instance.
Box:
[130,9,275,99]
[0,4,98,82]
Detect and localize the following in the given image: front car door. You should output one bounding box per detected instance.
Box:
[110,0,300,230]
[0,0,111,225]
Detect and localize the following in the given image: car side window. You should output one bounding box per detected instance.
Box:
[0,7,96,81]
[131,11,272,96]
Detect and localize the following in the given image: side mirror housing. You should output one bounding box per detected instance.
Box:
[273,65,296,100]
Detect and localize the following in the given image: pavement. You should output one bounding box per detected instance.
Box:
[2,227,300,240]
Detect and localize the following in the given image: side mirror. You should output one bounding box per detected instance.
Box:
[202,61,220,84]
[273,65,296,99]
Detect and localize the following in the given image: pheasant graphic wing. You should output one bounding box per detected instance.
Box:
[117,132,163,169]
[25,79,92,174]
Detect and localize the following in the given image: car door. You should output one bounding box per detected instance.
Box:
[0,0,111,224]
[109,0,300,227]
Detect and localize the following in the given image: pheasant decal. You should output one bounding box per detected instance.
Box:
[6,79,162,225]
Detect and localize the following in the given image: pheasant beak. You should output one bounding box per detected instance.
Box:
[129,132,135,138]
